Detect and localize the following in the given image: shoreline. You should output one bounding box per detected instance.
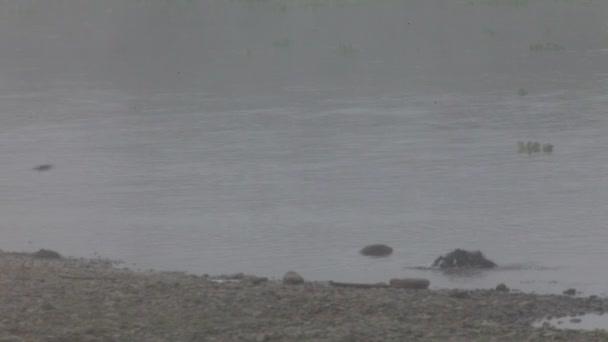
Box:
[2,250,608,341]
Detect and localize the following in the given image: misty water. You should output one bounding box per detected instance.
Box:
[2,0,608,295]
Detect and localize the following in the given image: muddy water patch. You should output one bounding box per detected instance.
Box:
[534,313,608,331]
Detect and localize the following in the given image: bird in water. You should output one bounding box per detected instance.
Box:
[33,164,53,171]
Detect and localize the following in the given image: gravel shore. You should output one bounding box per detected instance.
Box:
[2,250,608,341]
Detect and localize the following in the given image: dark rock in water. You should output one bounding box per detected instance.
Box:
[33,249,61,259]
[563,288,576,296]
[495,283,509,292]
[33,164,53,171]
[432,249,496,269]
[359,244,393,257]
[389,278,430,289]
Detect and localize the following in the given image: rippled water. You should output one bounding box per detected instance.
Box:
[1,0,608,295]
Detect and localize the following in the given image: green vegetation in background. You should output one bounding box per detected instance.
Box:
[337,43,357,57]
[482,27,497,38]
[234,0,401,11]
[461,0,529,6]
[234,0,599,12]
[272,2,288,11]
[518,141,553,154]
[272,38,291,48]
[303,0,327,8]
[529,42,564,52]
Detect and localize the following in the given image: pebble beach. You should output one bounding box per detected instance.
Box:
[2,250,608,342]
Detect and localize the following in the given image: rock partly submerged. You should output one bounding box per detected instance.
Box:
[359,244,393,257]
[432,248,496,269]
[32,164,53,172]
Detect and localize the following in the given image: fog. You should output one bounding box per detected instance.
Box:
[1,0,607,94]
[1,0,608,293]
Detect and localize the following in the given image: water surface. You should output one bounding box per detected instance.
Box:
[1,0,608,295]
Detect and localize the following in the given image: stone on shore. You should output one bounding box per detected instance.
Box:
[0,250,607,341]
[359,244,393,257]
[33,249,62,259]
[389,278,430,289]
[283,271,304,285]
[496,283,509,292]
[449,290,469,298]
[248,276,268,285]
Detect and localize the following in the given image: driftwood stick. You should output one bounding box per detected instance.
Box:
[329,281,389,289]
[58,274,116,281]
